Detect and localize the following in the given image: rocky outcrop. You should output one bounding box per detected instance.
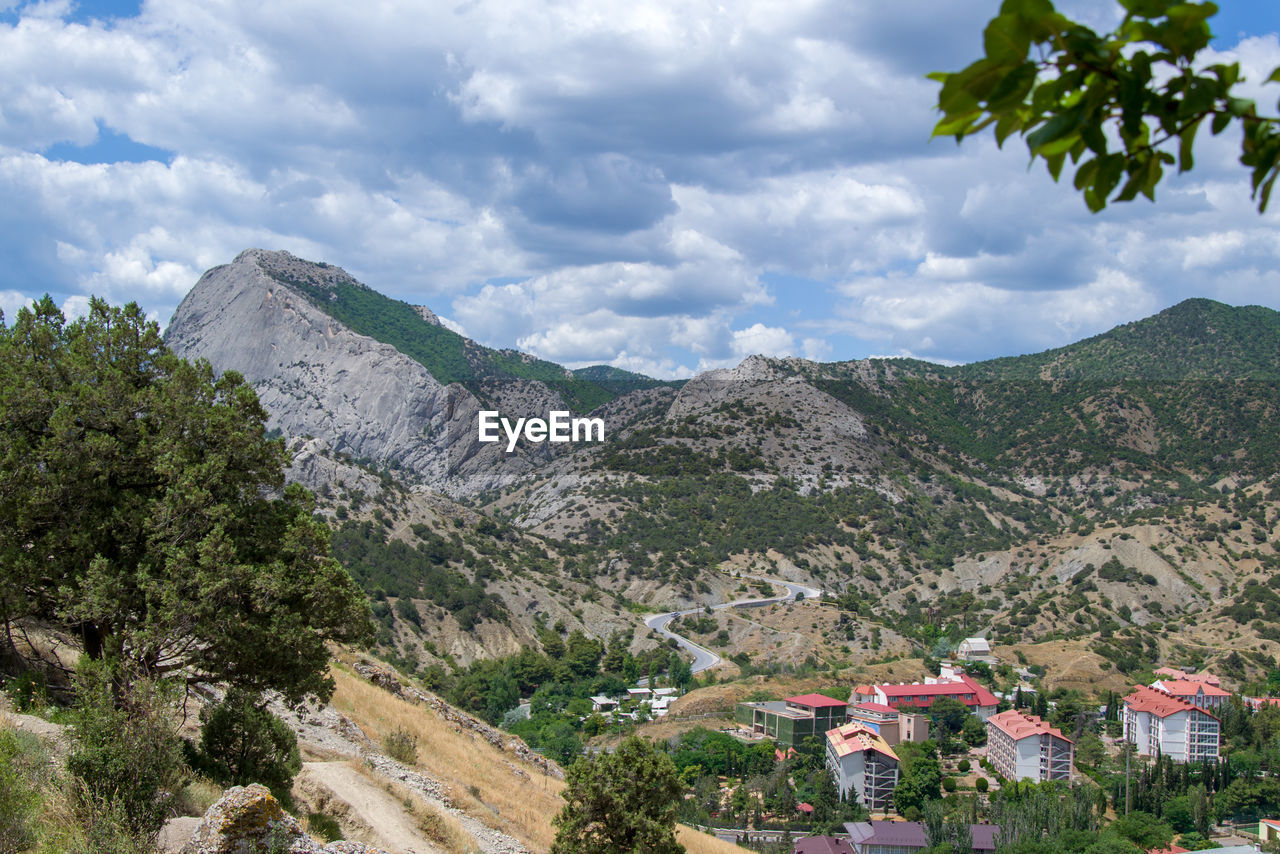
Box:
[165,249,542,497]
[179,784,390,854]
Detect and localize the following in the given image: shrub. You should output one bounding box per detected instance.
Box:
[193,688,301,800]
[382,727,419,765]
[66,662,186,835]
[976,777,989,792]
[307,811,343,842]
[0,730,41,854]
[957,759,971,773]
[943,777,958,792]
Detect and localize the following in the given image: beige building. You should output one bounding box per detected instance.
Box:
[986,709,1073,782]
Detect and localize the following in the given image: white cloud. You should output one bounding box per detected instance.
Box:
[731,323,796,359]
[0,0,1276,375]
[0,289,33,324]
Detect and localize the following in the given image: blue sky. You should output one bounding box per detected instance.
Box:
[1,0,1278,377]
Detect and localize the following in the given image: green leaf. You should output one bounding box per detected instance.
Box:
[1211,112,1232,134]
[995,112,1024,147]
[986,62,1040,112]
[1074,156,1101,190]
[984,14,1032,63]
[1026,112,1079,152]
[1178,114,1204,172]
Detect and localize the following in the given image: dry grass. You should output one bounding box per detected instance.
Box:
[328,661,564,851]
[677,824,753,853]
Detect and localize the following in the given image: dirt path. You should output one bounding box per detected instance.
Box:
[300,762,444,854]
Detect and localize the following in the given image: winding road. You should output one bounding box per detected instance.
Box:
[643,574,824,675]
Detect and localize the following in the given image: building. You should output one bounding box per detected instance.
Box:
[1154,667,1221,687]
[986,709,1073,782]
[957,637,997,664]
[1150,679,1230,712]
[1258,818,1280,844]
[735,693,849,748]
[1123,684,1220,762]
[872,674,999,720]
[848,702,929,746]
[844,821,999,854]
[794,838,855,854]
[825,722,900,810]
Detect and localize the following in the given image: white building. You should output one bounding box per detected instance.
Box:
[825,722,900,810]
[985,709,1073,782]
[1123,685,1220,763]
[957,637,996,664]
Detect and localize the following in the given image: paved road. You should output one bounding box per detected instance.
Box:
[643,575,824,675]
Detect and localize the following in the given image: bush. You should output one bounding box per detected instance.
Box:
[943,776,958,792]
[0,730,41,854]
[382,727,419,765]
[6,672,47,713]
[307,811,343,842]
[957,759,971,773]
[193,688,301,799]
[66,662,186,835]
[975,777,989,792]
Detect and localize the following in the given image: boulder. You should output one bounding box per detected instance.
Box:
[180,784,389,854]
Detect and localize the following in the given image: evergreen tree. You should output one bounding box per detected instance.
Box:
[0,297,372,704]
[551,736,685,854]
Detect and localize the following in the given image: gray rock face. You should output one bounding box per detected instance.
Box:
[166,249,542,497]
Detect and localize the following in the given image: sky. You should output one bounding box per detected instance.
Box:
[1,0,1279,378]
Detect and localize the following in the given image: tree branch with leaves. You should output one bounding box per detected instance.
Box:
[931,0,1280,211]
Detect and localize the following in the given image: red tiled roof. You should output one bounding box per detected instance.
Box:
[877,675,998,708]
[787,693,849,708]
[826,721,899,761]
[1124,685,1220,720]
[1154,667,1221,686]
[987,709,1072,744]
[1148,845,1189,854]
[1156,679,1230,698]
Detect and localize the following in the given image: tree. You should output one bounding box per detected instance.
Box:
[931,0,1280,211]
[930,697,971,736]
[551,736,685,854]
[193,688,302,799]
[0,297,372,704]
[894,755,943,816]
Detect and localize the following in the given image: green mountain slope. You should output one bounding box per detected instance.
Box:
[261,262,670,411]
[803,298,1280,477]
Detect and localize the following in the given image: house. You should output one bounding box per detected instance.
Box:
[794,838,855,854]
[844,821,999,854]
[1259,818,1280,844]
[825,722,900,810]
[590,695,617,713]
[1123,684,1220,762]
[986,709,1073,782]
[1150,679,1230,712]
[1154,667,1221,687]
[957,637,996,664]
[872,674,999,720]
[735,693,850,748]
[848,702,929,746]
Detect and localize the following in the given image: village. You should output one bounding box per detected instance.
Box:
[637,637,1280,854]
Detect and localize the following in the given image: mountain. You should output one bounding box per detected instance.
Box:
[165,249,670,498]
[166,251,1280,692]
